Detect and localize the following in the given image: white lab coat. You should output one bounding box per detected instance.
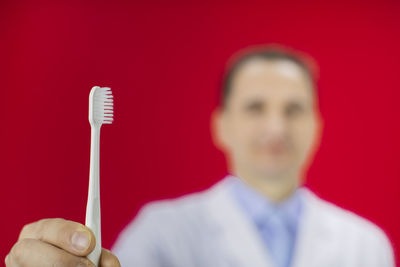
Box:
[112,178,395,267]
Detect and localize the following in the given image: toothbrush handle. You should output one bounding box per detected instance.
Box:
[86,126,102,266]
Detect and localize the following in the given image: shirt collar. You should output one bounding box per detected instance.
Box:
[227,174,303,234]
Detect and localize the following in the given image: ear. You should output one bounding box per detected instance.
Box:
[210,107,230,152]
[311,110,324,156]
[300,110,324,180]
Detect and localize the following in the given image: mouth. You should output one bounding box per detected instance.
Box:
[259,143,289,156]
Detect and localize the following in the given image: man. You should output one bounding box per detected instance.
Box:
[5,46,395,267]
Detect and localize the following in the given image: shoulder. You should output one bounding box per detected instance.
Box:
[303,188,386,237]
[302,188,394,263]
[111,180,227,263]
[117,179,227,237]
[139,181,223,222]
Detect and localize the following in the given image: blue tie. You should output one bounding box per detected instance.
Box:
[259,212,292,267]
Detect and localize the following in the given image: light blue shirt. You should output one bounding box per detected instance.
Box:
[228,175,303,267]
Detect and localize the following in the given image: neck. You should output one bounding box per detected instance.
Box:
[233,169,299,203]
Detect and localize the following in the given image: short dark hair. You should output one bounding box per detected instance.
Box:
[220,45,318,108]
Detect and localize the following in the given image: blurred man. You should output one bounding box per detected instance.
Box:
[111,46,394,266]
[6,46,395,267]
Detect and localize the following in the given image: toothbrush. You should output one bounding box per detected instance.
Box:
[86,86,114,266]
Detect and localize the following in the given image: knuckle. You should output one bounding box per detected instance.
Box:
[9,239,32,264]
[35,218,65,240]
[36,218,51,231]
[19,218,59,240]
[19,222,36,239]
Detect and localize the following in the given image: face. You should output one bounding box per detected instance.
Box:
[214,58,321,183]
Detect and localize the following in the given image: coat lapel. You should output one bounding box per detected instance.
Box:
[205,179,274,267]
[291,188,335,267]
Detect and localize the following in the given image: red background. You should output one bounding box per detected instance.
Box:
[1,0,400,264]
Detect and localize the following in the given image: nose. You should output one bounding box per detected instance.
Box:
[263,111,288,140]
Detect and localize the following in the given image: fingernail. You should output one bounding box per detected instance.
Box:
[71,231,90,251]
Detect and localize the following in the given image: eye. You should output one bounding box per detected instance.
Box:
[285,102,304,117]
[244,100,264,114]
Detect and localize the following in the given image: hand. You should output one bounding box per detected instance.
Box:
[5,218,121,267]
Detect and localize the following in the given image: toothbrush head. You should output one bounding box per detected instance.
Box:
[89,86,114,126]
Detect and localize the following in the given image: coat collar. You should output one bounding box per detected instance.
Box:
[204,177,334,267]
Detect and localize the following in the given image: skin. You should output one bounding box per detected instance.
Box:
[211,58,322,202]
[5,55,322,266]
[5,218,120,267]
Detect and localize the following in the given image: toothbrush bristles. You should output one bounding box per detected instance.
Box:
[93,87,114,124]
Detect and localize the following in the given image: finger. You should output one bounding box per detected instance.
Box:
[19,218,96,256]
[100,249,121,267]
[7,238,95,267]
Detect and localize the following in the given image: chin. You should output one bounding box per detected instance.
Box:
[254,161,295,180]
[255,168,290,180]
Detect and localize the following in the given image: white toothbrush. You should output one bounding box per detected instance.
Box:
[86,86,114,266]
